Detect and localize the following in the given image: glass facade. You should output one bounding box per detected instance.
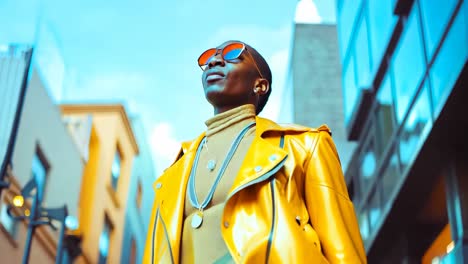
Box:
[375,73,396,158]
[430,5,468,116]
[354,17,372,89]
[380,149,400,204]
[419,0,459,61]
[337,0,363,58]
[367,0,397,71]
[337,0,468,257]
[359,210,370,241]
[343,54,358,122]
[391,4,426,123]
[341,15,373,124]
[399,83,432,171]
[359,133,377,194]
[368,189,382,229]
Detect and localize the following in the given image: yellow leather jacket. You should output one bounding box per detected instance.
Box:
[143,117,366,263]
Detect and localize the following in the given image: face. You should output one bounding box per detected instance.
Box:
[201,41,262,114]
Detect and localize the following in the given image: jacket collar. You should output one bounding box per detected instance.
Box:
[179,116,312,153]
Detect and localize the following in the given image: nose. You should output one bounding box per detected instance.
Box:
[207,51,225,69]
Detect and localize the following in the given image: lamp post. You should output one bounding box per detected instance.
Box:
[7,177,78,264]
[39,205,69,263]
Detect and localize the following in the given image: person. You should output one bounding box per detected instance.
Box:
[143,40,367,263]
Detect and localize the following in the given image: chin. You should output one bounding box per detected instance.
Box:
[204,84,225,95]
[204,86,227,106]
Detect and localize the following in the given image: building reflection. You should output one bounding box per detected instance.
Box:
[336,0,468,262]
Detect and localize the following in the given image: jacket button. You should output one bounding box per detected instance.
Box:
[223,221,229,228]
[254,166,262,172]
[269,154,278,162]
[156,183,162,189]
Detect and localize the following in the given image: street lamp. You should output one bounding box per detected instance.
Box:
[7,177,79,264]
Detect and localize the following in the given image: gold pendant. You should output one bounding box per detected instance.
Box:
[191,211,203,229]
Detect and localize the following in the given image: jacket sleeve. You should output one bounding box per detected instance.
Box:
[304,130,367,264]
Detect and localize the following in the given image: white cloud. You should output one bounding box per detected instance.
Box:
[295,0,322,24]
[150,122,181,177]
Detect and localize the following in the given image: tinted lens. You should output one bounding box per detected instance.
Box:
[198,48,217,67]
[222,43,244,61]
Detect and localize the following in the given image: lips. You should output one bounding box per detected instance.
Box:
[205,71,225,82]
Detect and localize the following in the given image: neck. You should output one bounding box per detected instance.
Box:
[214,105,257,115]
[205,104,256,137]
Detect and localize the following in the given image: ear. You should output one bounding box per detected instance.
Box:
[254,79,270,95]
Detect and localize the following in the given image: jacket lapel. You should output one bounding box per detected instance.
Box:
[226,135,287,200]
[226,116,312,200]
[153,133,204,263]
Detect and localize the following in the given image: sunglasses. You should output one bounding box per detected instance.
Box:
[197,42,264,79]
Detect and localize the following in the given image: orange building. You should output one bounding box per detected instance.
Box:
[60,104,139,264]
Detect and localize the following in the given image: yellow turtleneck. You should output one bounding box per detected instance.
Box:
[180,104,256,264]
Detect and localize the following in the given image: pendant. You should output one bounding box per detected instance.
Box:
[191,211,203,229]
[207,159,216,171]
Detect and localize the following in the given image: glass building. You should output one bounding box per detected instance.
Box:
[336,0,468,262]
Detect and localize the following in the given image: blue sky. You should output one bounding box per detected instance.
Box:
[1,0,336,175]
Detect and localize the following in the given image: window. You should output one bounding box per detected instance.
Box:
[399,83,432,171]
[430,4,468,117]
[347,154,362,206]
[343,55,358,123]
[0,201,18,239]
[392,3,427,123]
[354,15,372,89]
[381,149,401,204]
[98,217,113,264]
[111,148,122,190]
[359,134,378,194]
[375,73,397,158]
[359,210,370,241]
[342,15,373,125]
[136,181,142,209]
[337,0,363,59]
[367,0,397,70]
[368,188,382,230]
[419,0,459,60]
[31,148,48,201]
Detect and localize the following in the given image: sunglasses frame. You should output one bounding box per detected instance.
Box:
[198,42,265,79]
